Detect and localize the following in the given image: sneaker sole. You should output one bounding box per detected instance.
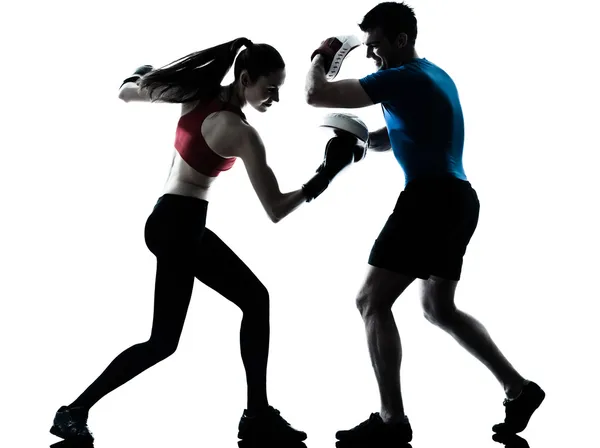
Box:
[238,429,307,442]
[50,425,93,441]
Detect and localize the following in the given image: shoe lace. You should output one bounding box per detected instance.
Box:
[354,413,380,431]
[503,396,520,407]
[268,408,292,427]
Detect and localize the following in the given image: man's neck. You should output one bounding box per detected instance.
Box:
[396,48,419,67]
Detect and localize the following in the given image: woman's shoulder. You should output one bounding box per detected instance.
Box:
[204,107,257,154]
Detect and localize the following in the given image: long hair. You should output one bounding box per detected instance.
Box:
[139,38,284,103]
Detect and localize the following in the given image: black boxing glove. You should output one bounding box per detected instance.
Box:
[119,65,154,89]
[333,129,367,163]
[302,134,357,202]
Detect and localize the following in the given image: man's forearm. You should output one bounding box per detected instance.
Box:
[305,55,328,98]
[368,127,392,151]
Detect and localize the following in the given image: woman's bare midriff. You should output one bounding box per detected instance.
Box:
[161,97,240,202]
[161,151,217,201]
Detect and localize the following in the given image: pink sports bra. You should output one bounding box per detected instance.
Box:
[174,97,246,177]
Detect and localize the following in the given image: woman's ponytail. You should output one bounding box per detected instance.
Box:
[139,37,251,103]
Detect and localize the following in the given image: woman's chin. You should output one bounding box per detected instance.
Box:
[253,103,271,113]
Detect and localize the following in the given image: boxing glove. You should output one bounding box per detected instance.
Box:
[320,113,369,162]
[302,135,356,202]
[333,129,367,163]
[119,65,154,89]
[311,35,361,81]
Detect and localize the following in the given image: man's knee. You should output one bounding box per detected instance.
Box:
[355,266,414,317]
[423,306,456,326]
[421,276,459,325]
[422,296,458,325]
[356,289,393,317]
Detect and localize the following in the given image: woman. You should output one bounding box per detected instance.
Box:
[50,37,356,443]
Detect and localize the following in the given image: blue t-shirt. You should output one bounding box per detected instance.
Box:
[359,58,467,185]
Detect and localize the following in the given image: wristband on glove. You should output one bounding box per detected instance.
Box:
[302,171,330,202]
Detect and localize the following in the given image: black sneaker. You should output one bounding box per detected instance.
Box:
[493,381,545,434]
[50,406,93,441]
[335,412,413,444]
[238,406,307,442]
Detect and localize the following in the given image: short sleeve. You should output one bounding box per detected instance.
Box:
[358,67,413,105]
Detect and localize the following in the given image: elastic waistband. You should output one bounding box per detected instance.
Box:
[405,175,471,190]
[154,194,209,210]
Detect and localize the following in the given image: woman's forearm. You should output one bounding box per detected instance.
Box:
[271,189,307,223]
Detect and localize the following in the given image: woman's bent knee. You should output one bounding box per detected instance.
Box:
[241,284,270,314]
[144,339,179,360]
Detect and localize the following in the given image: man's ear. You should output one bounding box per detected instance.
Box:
[395,32,408,49]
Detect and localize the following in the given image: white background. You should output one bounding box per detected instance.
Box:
[1,0,598,447]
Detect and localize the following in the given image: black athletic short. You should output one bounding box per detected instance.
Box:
[368,175,480,281]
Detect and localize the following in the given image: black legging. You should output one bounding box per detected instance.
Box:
[69,194,270,412]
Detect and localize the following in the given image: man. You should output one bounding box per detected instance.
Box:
[305,2,545,444]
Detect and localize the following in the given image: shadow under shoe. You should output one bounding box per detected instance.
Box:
[335,412,413,445]
[493,381,545,434]
[492,432,531,448]
[50,406,94,441]
[50,438,94,448]
[238,406,307,442]
[238,439,307,448]
[336,440,412,448]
